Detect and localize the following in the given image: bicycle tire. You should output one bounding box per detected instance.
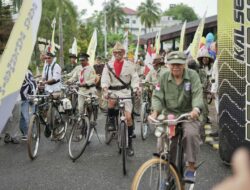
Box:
[131,158,183,190]
[120,121,127,175]
[68,116,90,161]
[105,116,113,145]
[140,102,149,140]
[27,114,41,160]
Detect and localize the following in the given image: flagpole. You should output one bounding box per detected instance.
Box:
[104,0,107,58]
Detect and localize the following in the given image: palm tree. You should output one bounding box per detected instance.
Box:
[104,0,125,33]
[137,0,161,32]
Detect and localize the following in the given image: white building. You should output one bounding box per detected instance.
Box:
[121,7,182,35]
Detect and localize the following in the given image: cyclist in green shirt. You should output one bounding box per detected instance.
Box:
[150,51,204,183]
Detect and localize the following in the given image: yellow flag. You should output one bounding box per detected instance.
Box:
[0,0,42,132]
[190,11,206,59]
[87,29,97,65]
[179,20,186,52]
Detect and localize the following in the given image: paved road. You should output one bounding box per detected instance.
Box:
[0,110,230,190]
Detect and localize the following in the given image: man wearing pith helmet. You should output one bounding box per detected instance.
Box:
[150,51,203,183]
[101,42,140,156]
[67,53,97,115]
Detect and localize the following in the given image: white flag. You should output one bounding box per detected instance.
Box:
[87,29,97,65]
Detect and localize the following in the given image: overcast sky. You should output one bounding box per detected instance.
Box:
[72,0,217,18]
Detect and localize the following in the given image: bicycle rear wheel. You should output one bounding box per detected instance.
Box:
[140,102,149,140]
[68,116,90,161]
[105,116,113,145]
[27,114,40,160]
[131,158,183,190]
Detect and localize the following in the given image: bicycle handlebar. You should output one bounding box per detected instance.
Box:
[148,113,191,126]
[72,88,98,99]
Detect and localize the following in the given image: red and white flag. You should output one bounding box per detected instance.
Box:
[144,42,155,76]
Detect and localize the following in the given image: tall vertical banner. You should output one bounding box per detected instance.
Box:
[0,0,42,133]
[218,0,250,162]
[190,11,206,60]
[87,28,97,65]
[179,20,186,52]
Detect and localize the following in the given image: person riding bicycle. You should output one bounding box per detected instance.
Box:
[145,54,168,89]
[197,47,214,124]
[66,53,97,115]
[64,53,82,78]
[101,42,140,157]
[150,51,204,183]
[41,45,62,93]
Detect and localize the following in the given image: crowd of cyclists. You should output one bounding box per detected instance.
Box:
[10,35,248,189]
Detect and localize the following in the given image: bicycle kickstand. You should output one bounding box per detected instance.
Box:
[195,160,206,170]
[93,125,102,144]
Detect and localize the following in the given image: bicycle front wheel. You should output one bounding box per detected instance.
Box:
[68,116,90,161]
[131,158,183,190]
[27,114,41,160]
[118,121,127,175]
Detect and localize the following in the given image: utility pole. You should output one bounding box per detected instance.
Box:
[104,0,107,58]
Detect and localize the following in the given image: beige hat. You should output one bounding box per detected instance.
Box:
[113,42,125,52]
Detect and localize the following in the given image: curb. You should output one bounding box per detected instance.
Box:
[204,124,219,150]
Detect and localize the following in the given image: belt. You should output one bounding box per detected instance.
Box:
[109,85,127,90]
[80,84,96,89]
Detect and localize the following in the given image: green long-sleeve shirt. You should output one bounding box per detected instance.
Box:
[152,68,204,116]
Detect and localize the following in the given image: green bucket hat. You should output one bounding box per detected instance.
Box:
[167,51,187,64]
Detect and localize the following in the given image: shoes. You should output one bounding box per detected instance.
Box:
[183,169,196,184]
[21,135,28,141]
[127,138,134,157]
[206,117,211,124]
[107,118,116,131]
[44,125,51,138]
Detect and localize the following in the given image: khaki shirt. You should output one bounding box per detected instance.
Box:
[145,66,168,85]
[101,59,139,97]
[68,65,96,94]
[66,65,82,78]
[152,68,203,116]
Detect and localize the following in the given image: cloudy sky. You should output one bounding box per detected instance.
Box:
[72,0,217,18]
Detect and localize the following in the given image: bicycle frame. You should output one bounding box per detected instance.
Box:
[149,114,191,183]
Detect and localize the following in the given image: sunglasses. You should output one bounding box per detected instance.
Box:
[45,57,52,59]
[113,51,123,54]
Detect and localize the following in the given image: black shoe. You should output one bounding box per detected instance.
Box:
[127,138,134,157]
[206,117,211,124]
[127,146,134,157]
[107,118,116,131]
[44,125,51,138]
[209,131,219,137]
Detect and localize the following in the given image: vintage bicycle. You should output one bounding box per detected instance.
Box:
[131,113,203,190]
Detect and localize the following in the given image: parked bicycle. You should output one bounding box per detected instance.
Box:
[27,92,68,160]
[68,89,100,162]
[104,92,135,175]
[131,113,203,190]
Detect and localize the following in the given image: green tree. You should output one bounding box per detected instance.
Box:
[137,0,161,32]
[163,3,198,22]
[37,0,78,67]
[0,0,14,54]
[104,0,125,33]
